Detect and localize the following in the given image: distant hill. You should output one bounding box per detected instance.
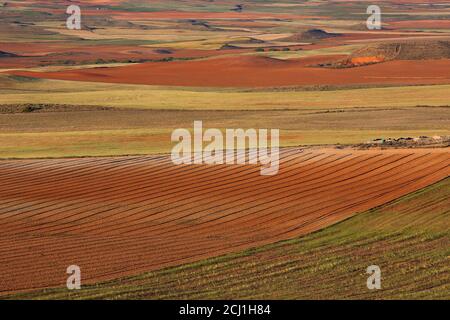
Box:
[220,37,265,50]
[281,29,341,42]
[352,40,450,60]
[0,51,18,58]
[329,40,450,68]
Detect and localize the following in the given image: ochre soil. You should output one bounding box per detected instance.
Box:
[9,56,450,87]
[389,20,450,29]
[349,56,386,65]
[0,147,448,295]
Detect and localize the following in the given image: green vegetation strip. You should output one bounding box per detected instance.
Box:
[6,178,449,300]
[1,77,450,110]
[1,129,448,159]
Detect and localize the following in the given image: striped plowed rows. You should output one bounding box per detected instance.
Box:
[0,148,448,295]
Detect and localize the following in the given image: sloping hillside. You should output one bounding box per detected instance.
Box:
[7,177,449,300]
[334,40,450,67]
[281,29,341,42]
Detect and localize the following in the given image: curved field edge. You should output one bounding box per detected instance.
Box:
[8,178,449,300]
[2,129,449,160]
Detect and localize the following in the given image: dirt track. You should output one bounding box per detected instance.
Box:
[0,148,448,295]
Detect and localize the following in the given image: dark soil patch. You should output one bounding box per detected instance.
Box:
[0,104,118,114]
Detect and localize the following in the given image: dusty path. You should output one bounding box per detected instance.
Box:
[0,148,448,295]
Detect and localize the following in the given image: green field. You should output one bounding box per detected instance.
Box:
[1,76,449,158]
[7,178,449,300]
[1,128,449,159]
[1,77,449,110]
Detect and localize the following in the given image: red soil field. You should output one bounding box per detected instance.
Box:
[0,42,235,69]
[28,6,328,20]
[9,55,450,87]
[0,148,448,295]
[0,42,219,58]
[389,20,450,29]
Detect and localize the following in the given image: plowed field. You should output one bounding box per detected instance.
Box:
[0,148,448,295]
[10,57,450,87]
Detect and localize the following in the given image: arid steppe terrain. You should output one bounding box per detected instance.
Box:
[0,0,449,299]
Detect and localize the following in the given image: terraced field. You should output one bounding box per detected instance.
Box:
[0,147,448,295]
